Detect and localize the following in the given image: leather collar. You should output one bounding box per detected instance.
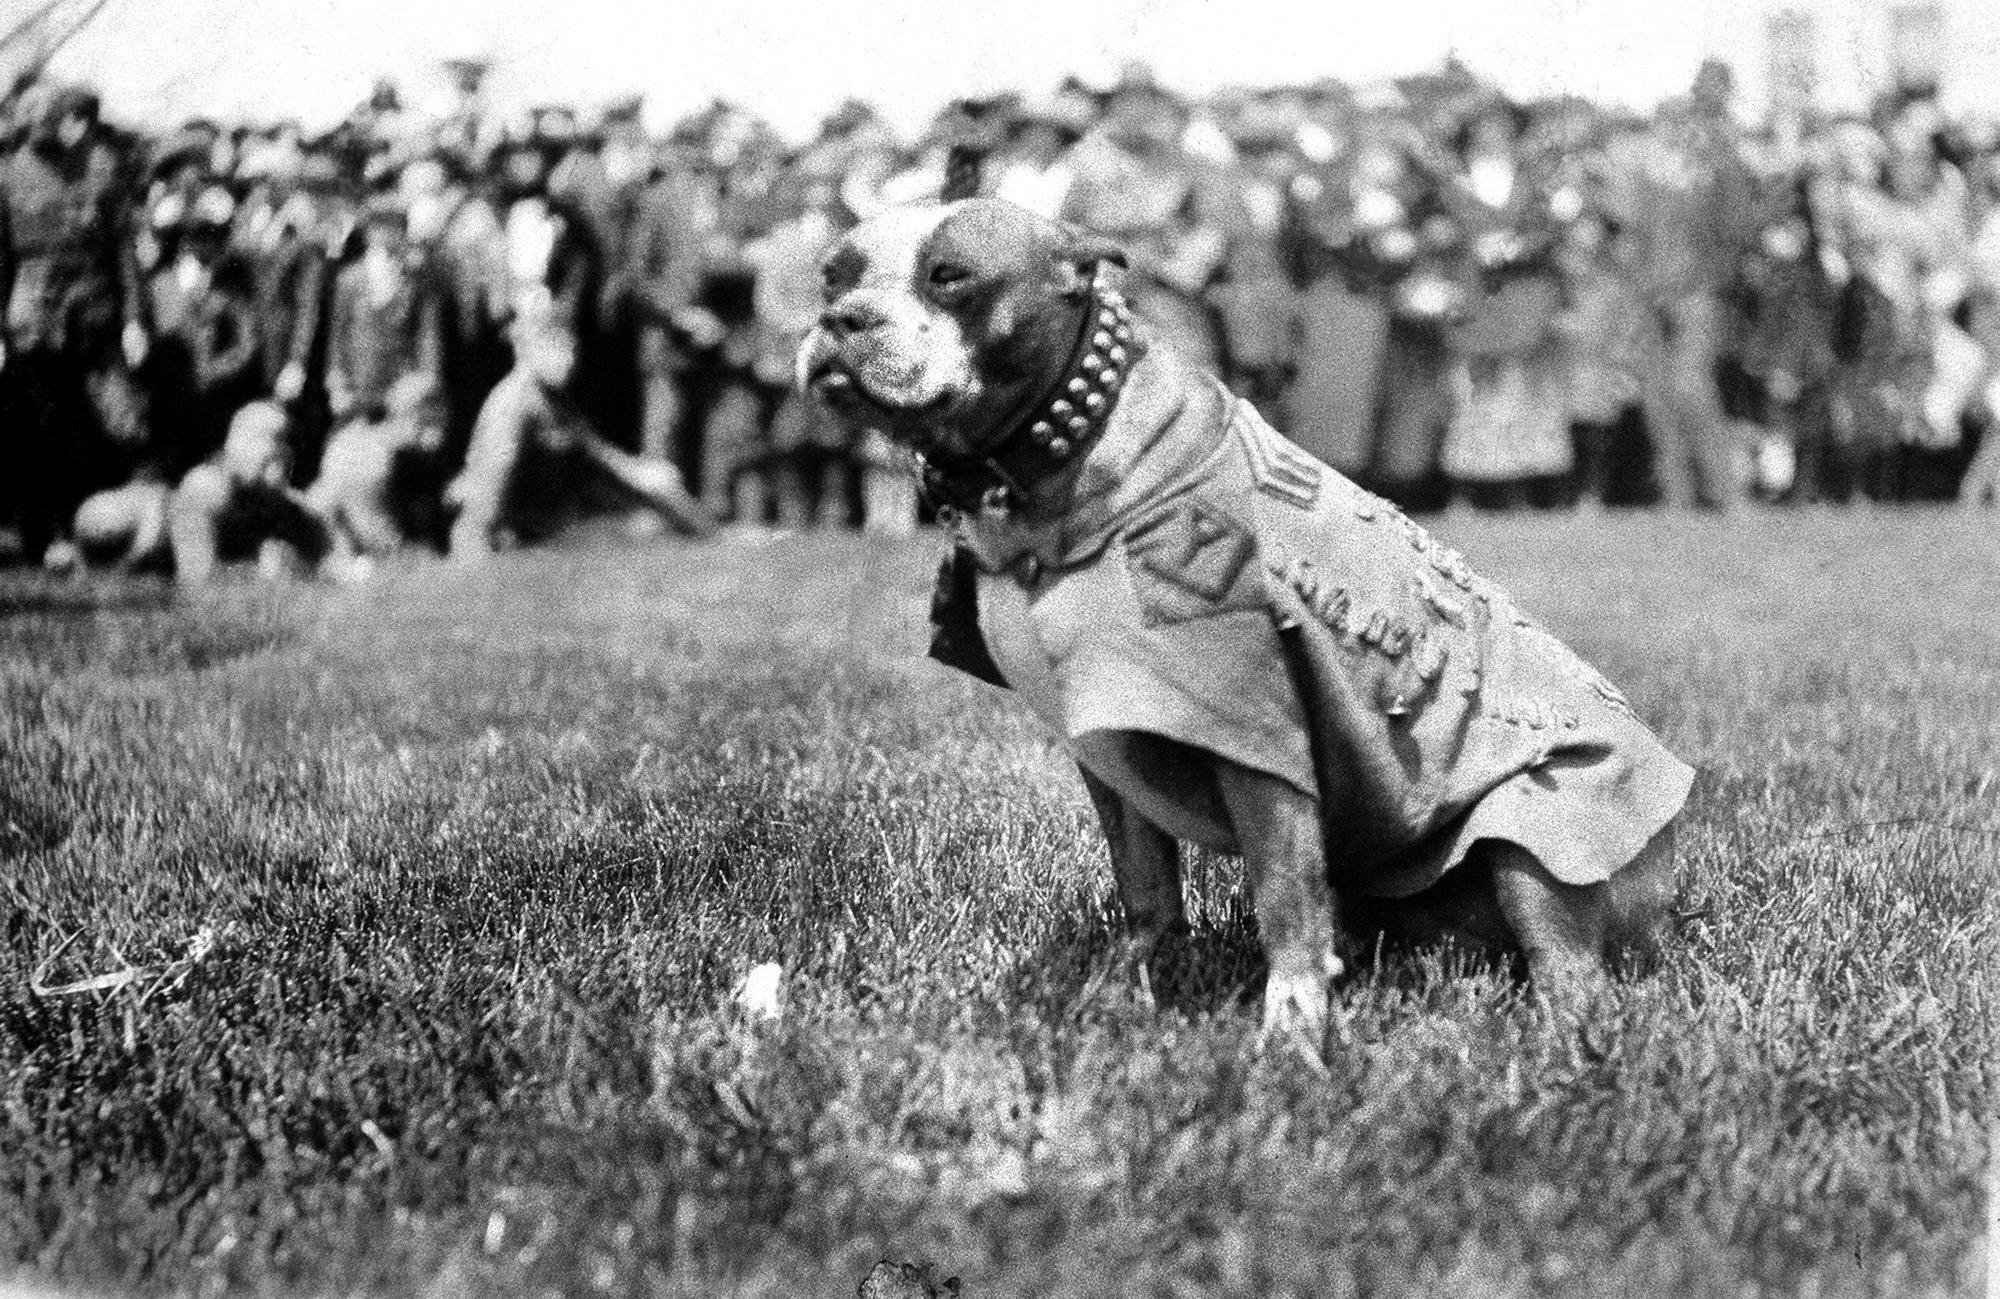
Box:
[918,276,1143,517]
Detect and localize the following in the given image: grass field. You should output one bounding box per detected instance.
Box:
[0,509,1994,1297]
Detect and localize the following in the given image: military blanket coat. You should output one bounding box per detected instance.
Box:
[932,355,1693,898]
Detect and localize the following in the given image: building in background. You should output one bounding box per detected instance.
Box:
[1756,0,1995,123]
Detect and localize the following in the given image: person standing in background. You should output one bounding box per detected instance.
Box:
[619,123,727,481]
[1736,173,1843,502]
[1959,148,2000,507]
[1555,195,1650,510]
[322,197,438,429]
[741,175,852,529]
[400,146,510,475]
[1207,97,1298,416]
[134,176,260,481]
[1282,102,1404,486]
[1603,61,1761,511]
[231,124,325,420]
[0,85,150,570]
[1436,96,1572,509]
[1062,68,1232,374]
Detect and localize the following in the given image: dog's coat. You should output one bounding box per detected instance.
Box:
[805,198,1691,1027]
[934,347,1693,900]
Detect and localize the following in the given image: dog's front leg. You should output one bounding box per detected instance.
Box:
[1214,762,1345,1050]
[1078,764,1185,1003]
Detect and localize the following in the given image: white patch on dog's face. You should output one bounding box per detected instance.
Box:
[799,202,980,417]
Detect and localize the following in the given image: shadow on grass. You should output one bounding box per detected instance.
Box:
[0,591,292,676]
[1009,895,1535,1026]
[0,785,69,858]
[0,580,175,619]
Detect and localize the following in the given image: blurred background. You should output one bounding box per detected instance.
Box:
[27,0,2000,135]
[4,0,2000,583]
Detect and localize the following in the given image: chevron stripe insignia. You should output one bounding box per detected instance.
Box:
[1236,410,1322,509]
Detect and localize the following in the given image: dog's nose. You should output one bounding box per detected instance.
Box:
[820,299,887,340]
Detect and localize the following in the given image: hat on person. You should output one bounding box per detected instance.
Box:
[601,93,645,129]
[44,83,101,126]
[820,98,878,139]
[529,105,579,146]
[1013,90,1094,142]
[361,193,408,229]
[150,127,215,181]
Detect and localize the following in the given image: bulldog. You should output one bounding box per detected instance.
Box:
[800,199,1693,1048]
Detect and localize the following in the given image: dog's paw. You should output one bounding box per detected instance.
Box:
[1074,938,1164,1018]
[1530,957,1614,1025]
[1259,959,1338,1052]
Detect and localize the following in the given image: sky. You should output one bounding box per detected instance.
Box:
[26,0,2000,139]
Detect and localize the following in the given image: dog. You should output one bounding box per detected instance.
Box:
[799,199,1694,1049]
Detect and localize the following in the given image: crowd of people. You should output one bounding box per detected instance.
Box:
[4,56,1999,584]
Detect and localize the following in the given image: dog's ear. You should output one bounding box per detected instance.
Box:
[1054,223,1128,297]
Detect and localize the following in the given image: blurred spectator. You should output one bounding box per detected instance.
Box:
[324,197,437,424]
[1062,68,1236,372]
[308,370,447,558]
[1283,104,1404,480]
[229,122,325,410]
[738,177,853,527]
[446,311,713,561]
[70,476,172,571]
[134,169,261,478]
[399,147,510,465]
[1603,62,1762,510]
[6,55,2000,581]
[167,400,339,586]
[1436,96,1572,507]
[611,111,728,474]
[0,84,149,569]
[987,92,1087,218]
[1556,208,1648,509]
[1737,174,1844,501]
[492,119,594,333]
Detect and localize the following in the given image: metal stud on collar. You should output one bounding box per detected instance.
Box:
[1024,287,1134,464]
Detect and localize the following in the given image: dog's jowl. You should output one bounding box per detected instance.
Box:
[801,198,1694,1053]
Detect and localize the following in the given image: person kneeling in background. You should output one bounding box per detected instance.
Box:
[446,312,715,561]
[69,476,174,572]
[308,371,448,561]
[168,401,350,586]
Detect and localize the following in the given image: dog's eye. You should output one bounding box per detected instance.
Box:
[928,262,973,290]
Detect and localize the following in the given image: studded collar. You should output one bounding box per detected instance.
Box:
[918,276,1143,517]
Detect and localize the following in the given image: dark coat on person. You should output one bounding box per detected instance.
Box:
[0,134,140,355]
[325,248,439,420]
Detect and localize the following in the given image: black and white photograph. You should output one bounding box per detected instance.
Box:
[0,0,1994,1293]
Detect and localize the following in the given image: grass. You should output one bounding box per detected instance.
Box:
[0,508,1993,1297]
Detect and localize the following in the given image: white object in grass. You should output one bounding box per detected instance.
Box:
[732,962,784,1022]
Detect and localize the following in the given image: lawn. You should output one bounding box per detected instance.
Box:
[0,509,1994,1297]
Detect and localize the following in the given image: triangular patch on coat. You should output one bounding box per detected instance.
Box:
[1124,497,1257,625]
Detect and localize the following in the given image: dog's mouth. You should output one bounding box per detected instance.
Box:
[806,355,956,432]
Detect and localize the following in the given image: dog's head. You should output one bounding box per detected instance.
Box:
[799,198,1125,460]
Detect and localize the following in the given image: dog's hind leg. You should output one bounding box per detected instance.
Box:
[1603,821,1679,973]
[1487,841,1611,1011]
[1213,761,1344,1051]
[1078,765,1185,1005]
